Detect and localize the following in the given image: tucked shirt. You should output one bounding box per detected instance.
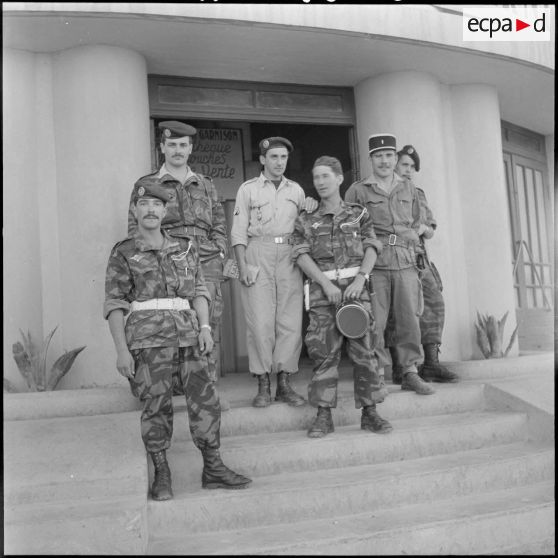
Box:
[104,232,211,350]
[345,173,421,270]
[292,201,382,307]
[230,173,306,246]
[127,165,228,263]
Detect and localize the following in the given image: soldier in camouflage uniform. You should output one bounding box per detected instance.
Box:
[345,134,435,396]
[292,156,392,438]
[389,145,458,384]
[128,121,229,401]
[105,183,251,501]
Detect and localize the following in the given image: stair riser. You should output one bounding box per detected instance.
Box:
[171,384,486,441]
[254,503,555,555]
[4,502,148,555]
[149,451,554,536]
[168,414,529,488]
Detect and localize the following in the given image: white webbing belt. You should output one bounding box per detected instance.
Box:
[322,266,360,281]
[131,298,190,312]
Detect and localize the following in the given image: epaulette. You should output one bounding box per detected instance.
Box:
[243,176,259,186]
[345,201,366,212]
[111,236,135,253]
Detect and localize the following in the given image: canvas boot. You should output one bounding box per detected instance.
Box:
[201,449,252,489]
[361,404,393,434]
[150,450,173,501]
[419,343,459,383]
[307,406,334,438]
[401,371,436,395]
[389,346,403,385]
[252,373,271,407]
[275,371,306,406]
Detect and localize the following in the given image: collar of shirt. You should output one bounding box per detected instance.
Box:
[157,164,196,184]
[258,172,291,190]
[362,172,405,191]
[317,200,350,217]
[133,230,182,253]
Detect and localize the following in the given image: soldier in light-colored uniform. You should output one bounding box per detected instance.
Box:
[345,134,435,395]
[292,156,392,438]
[231,137,308,408]
[105,183,251,501]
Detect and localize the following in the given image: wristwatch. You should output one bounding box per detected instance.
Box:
[357,270,370,281]
[200,324,212,332]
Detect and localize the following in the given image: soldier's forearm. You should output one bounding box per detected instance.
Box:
[296,254,331,290]
[107,310,129,353]
[360,247,377,275]
[193,296,210,327]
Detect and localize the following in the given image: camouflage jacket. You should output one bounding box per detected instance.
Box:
[416,186,437,257]
[292,201,382,307]
[104,232,211,349]
[345,175,421,270]
[127,166,228,263]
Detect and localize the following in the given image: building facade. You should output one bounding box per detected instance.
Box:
[3,4,554,389]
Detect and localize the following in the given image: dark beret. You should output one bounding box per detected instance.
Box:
[368,133,397,154]
[397,144,420,172]
[133,184,171,204]
[259,136,293,155]
[158,121,197,139]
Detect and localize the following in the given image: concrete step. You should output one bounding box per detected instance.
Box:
[148,480,554,555]
[147,440,554,537]
[170,382,486,441]
[4,495,148,555]
[166,410,529,488]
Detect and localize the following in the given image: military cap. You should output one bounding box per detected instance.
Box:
[397,144,420,172]
[259,136,293,155]
[368,133,397,154]
[158,120,197,139]
[133,183,171,204]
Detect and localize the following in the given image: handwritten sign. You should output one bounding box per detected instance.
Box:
[190,128,245,200]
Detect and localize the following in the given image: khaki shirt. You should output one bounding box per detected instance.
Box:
[230,173,306,246]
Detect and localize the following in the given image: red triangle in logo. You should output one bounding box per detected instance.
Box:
[516,18,530,31]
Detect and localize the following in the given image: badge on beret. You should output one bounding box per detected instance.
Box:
[163,129,171,138]
[137,186,145,196]
[407,147,414,154]
[262,139,270,149]
[167,191,175,201]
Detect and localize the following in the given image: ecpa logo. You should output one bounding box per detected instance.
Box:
[463,7,551,42]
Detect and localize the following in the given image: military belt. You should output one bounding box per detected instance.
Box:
[183,226,209,238]
[377,234,416,249]
[249,235,294,245]
[131,298,190,312]
[322,266,360,281]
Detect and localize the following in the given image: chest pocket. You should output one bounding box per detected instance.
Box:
[339,222,365,259]
[395,191,415,224]
[249,197,272,227]
[171,251,196,295]
[365,197,390,228]
[161,186,182,226]
[311,223,334,260]
[188,185,212,227]
[129,257,162,298]
[283,195,300,222]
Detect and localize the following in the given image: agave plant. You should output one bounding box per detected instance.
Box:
[474,311,518,359]
[9,326,86,391]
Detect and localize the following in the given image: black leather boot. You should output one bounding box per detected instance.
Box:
[307,406,334,438]
[201,449,252,490]
[361,404,393,434]
[419,343,459,383]
[150,450,173,501]
[275,371,306,406]
[389,346,403,385]
[252,373,271,407]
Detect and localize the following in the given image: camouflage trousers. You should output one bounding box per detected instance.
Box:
[385,261,444,347]
[305,302,386,409]
[130,346,221,453]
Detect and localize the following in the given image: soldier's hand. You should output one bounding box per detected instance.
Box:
[344,275,365,301]
[239,267,252,287]
[198,328,214,355]
[323,281,342,305]
[116,349,135,379]
[303,196,319,213]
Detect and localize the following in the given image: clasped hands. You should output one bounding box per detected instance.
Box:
[322,274,365,305]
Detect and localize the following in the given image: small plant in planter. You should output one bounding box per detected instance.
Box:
[474,311,518,359]
[7,326,86,391]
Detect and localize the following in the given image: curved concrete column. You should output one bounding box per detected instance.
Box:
[52,45,151,387]
[450,84,517,358]
[354,71,468,360]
